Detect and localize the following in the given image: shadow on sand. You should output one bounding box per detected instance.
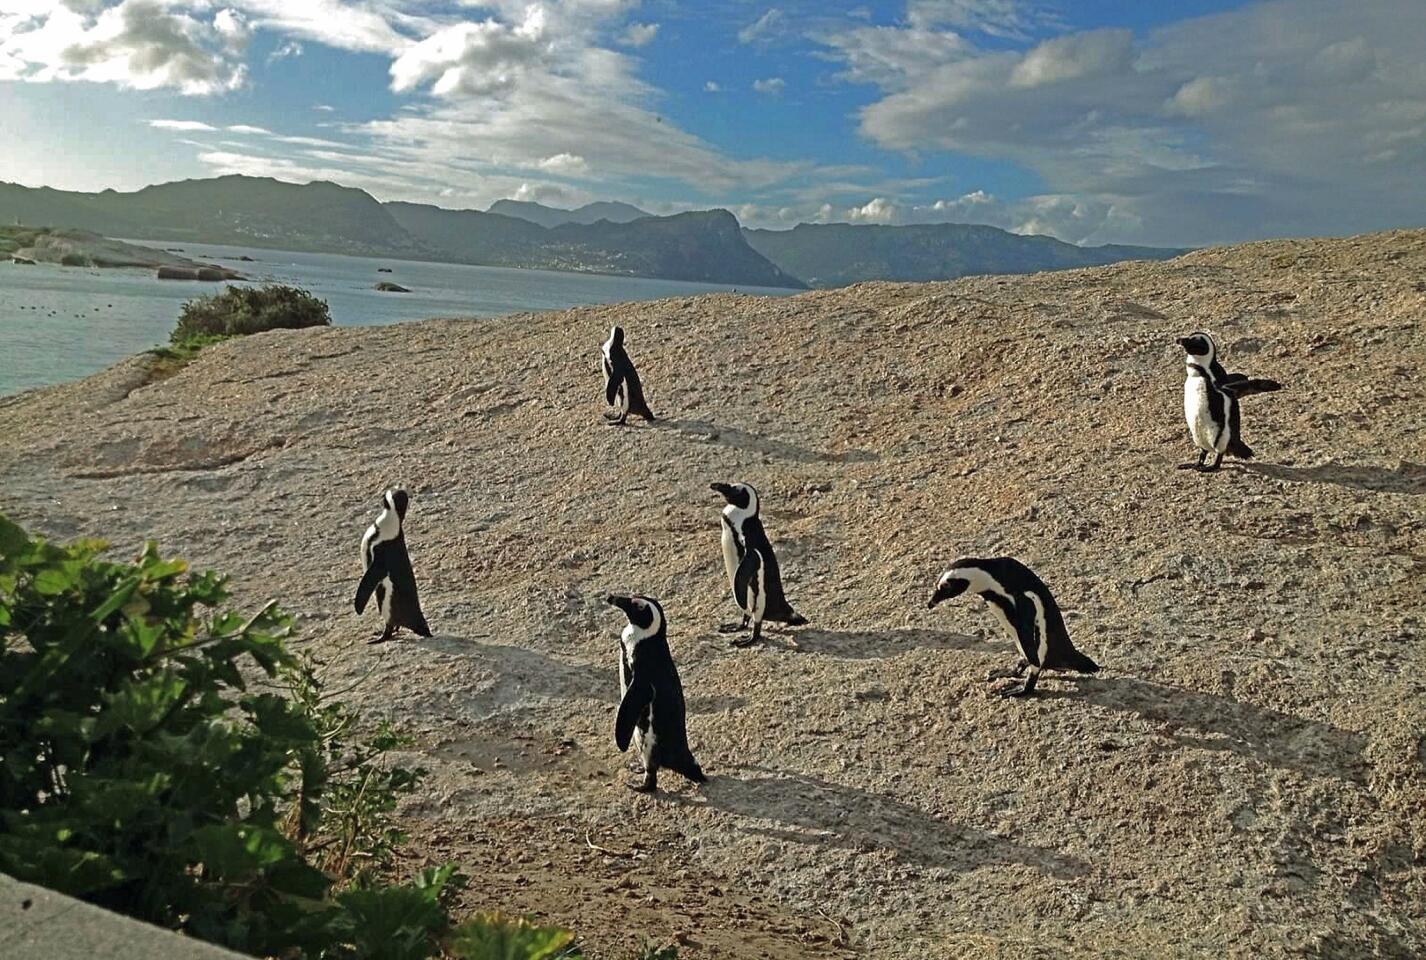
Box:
[791,627,982,660]
[1041,675,1366,783]
[1241,460,1426,495]
[676,766,1086,878]
[655,417,877,465]
[410,633,744,716]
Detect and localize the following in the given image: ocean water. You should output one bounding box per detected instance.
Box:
[0,240,797,396]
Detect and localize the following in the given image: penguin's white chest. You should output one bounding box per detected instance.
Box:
[720,519,740,588]
[1184,377,1221,452]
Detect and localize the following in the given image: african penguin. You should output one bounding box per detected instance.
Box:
[710,482,808,647]
[605,594,706,793]
[354,488,432,644]
[1178,332,1281,470]
[600,325,655,426]
[927,557,1098,697]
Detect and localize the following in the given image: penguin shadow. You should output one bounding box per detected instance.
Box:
[655,417,878,465]
[1239,460,1426,495]
[677,766,1087,879]
[405,633,744,717]
[791,627,981,660]
[1038,675,1367,783]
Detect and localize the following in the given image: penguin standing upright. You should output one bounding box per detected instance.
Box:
[927,557,1098,697]
[710,482,808,647]
[605,594,706,793]
[600,325,654,426]
[1178,332,1281,470]
[354,488,432,644]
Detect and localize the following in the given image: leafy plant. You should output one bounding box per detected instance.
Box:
[447,912,581,960]
[0,514,642,959]
[0,514,441,957]
[173,283,331,341]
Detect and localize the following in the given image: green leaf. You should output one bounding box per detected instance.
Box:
[32,566,74,595]
[191,823,294,880]
[448,913,579,960]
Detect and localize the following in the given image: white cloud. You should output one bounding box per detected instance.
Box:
[738,8,784,45]
[847,196,897,222]
[313,102,336,111]
[618,21,657,48]
[2,0,249,94]
[148,118,218,131]
[267,39,303,63]
[226,123,272,135]
[821,0,1426,245]
[752,76,785,95]
[537,152,587,174]
[907,0,1060,40]
[389,7,548,98]
[703,80,720,92]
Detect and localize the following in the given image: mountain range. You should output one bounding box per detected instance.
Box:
[0,176,1181,289]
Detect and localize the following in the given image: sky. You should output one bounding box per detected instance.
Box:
[1,0,1424,246]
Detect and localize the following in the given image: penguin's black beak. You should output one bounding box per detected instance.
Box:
[927,581,966,609]
[605,594,634,615]
[710,482,733,500]
[1176,336,1190,349]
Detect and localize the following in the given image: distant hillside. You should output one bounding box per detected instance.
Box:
[0,177,797,287]
[489,199,650,228]
[744,221,1183,288]
[0,176,429,258]
[0,176,1181,289]
[390,202,803,288]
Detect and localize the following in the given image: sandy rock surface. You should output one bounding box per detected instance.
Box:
[2,229,1424,958]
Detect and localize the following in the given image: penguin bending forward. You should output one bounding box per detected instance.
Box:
[927,557,1098,697]
[354,488,432,644]
[601,325,654,426]
[1178,331,1281,471]
[711,482,808,647]
[605,594,706,793]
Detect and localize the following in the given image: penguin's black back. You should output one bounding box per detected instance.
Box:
[608,342,655,420]
[959,557,1096,673]
[628,630,703,780]
[739,515,803,624]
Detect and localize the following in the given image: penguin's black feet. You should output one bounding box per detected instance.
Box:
[604,418,627,427]
[716,619,748,634]
[628,771,658,793]
[994,682,1037,698]
[367,627,395,645]
[1176,462,1201,470]
[729,632,757,648]
[986,659,1028,681]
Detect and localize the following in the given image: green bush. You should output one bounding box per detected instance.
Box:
[0,515,662,959]
[173,283,331,342]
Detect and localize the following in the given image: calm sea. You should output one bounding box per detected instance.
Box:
[0,240,797,396]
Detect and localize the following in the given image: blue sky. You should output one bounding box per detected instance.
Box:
[2,1,1424,246]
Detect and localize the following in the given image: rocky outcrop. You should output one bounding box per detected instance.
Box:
[1,229,1423,959]
[374,281,411,292]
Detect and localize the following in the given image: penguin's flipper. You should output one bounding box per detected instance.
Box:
[1232,377,1281,397]
[353,553,388,614]
[733,549,762,619]
[615,681,653,752]
[605,368,622,407]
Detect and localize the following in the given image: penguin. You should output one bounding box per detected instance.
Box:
[600,325,654,426]
[354,488,432,644]
[605,594,706,793]
[1178,332,1280,470]
[710,482,808,647]
[927,557,1098,697]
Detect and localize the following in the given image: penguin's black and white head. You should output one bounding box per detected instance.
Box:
[927,560,999,608]
[383,488,409,522]
[1177,331,1217,366]
[710,481,759,518]
[605,593,664,636]
[609,325,625,349]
